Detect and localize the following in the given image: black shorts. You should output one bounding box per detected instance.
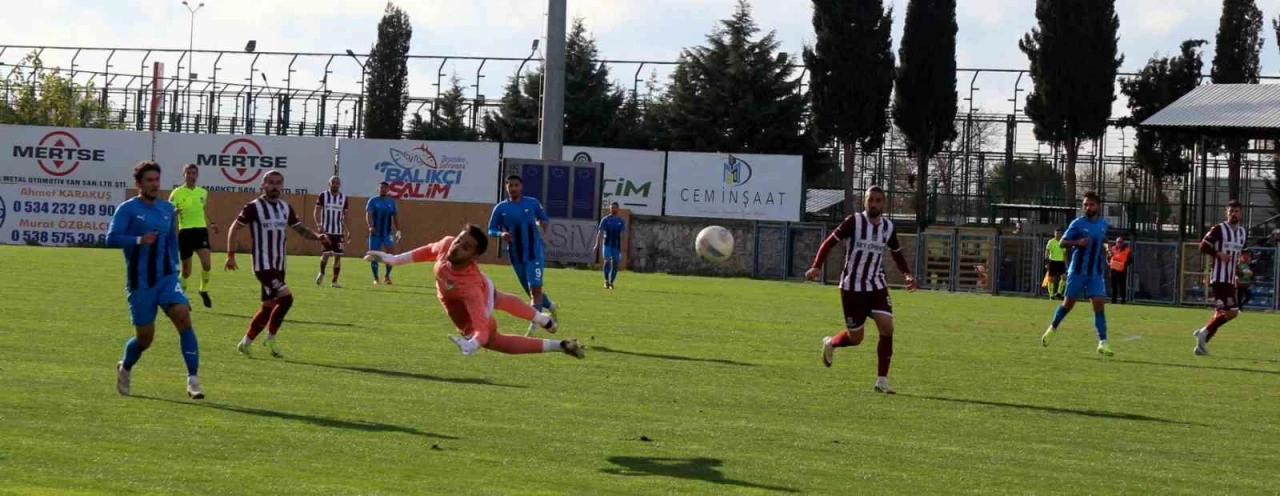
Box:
[178,228,211,259]
[321,233,345,254]
[840,288,893,331]
[1211,283,1240,311]
[1048,261,1067,277]
[255,270,288,302]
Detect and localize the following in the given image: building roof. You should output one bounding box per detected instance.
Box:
[1140,84,1280,137]
[806,188,844,214]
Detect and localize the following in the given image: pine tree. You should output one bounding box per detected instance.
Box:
[362,2,412,140]
[1213,0,1265,201]
[407,75,479,141]
[1020,0,1124,202]
[892,0,958,225]
[990,158,1066,204]
[1118,40,1205,230]
[803,0,894,213]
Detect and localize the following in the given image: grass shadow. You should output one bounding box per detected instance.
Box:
[288,360,527,389]
[592,346,758,367]
[137,396,458,439]
[601,456,799,493]
[902,394,1205,426]
[201,311,355,328]
[1106,359,1280,376]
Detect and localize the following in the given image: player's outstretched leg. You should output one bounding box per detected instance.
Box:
[495,291,557,333]
[820,327,864,368]
[317,251,330,286]
[871,314,896,394]
[263,294,294,358]
[237,302,273,357]
[1042,297,1074,347]
[117,326,154,396]
[1092,297,1112,357]
[163,303,203,400]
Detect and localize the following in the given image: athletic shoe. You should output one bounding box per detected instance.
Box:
[1193,328,1210,356]
[540,316,559,334]
[821,336,834,368]
[116,361,131,396]
[186,376,205,400]
[1097,341,1114,357]
[372,279,380,286]
[547,302,559,324]
[266,338,284,359]
[873,376,896,394]
[330,282,343,288]
[383,277,393,285]
[1040,326,1057,347]
[236,340,253,357]
[199,291,212,308]
[448,335,480,356]
[560,339,586,359]
[315,272,324,285]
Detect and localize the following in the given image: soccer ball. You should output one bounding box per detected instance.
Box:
[695,226,734,264]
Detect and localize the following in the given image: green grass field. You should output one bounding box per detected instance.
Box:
[1,245,1278,495]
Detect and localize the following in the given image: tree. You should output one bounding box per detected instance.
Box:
[1212,0,1264,200]
[892,0,958,225]
[990,158,1067,204]
[362,2,412,139]
[1019,0,1124,202]
[407,75,479,141]
[0,52,116,128]
[662,1,815,174]
[803,0,895,214]
[484,18,626,147]
[1118,40,1206,232]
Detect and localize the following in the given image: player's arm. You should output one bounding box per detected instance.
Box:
[534,200,550,233]
[106,203,153,246]
[391,201,402,241]
[1061,221,1087,248]
[487,204,509,240]
[313,196,324,232]
[1199,225,1229,261]
[806,215,855,280]
[287,208,325,242]
[886,228,918,291]
[225,204,255,270]
[364,198,375,233]
[203,194,218,235]
[167,207,181,269]
[592,219,605,251]
[341,198,350,236]
[365,237,452,266]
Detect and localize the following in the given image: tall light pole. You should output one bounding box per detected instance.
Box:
[182,1,204,130]
[345,49,366,136]
[539,0,566,161]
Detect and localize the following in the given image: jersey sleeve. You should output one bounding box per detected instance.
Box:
[597,218,607,231]
[235,202,257,225]
[1062,219,1084,242]
[1202,224,1222,244]
[287,204,301,226]
[533,199,550,223]
[365,198,375,212]
[830,215,857,241]
[106,202,135,248]
[343,197,349,210]
[487,204,505,237]
[314,194,324,207]
[886,225,902,252]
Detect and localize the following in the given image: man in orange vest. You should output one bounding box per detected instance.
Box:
[1108,237,1132,304]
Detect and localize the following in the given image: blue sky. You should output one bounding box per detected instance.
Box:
[5,0,1280,117]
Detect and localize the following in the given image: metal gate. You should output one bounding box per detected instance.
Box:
[1130,241,1181,305]
[919,231,955,291]
[996,235,1044,296]
[957,232,996,293]
[1244,246,1276,311]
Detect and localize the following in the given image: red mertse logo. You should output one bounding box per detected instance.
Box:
[11,131,107,177]
[195,138,288,185]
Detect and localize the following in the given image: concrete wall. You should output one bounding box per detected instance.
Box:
[627,215,757,277]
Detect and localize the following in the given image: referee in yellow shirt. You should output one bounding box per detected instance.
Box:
[169,164,217,308]
[1044,227,1068,300]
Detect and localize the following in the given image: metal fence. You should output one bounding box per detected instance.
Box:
[746,221,1279,311]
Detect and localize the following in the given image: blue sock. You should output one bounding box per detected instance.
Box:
[603,263,610,282]
[1094,311,1108,341]
[121,337,144,370]
[541,293,554,310]
[178,328,199,376]
[370,261,379,279]
[385,265,393,278]
[609,262,619,283]
[1051,305,1069,329]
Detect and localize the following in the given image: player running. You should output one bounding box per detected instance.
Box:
[363,225,586,359]
[593,201,626,289]
[107,161,204,399]
[805,186,917,394]
[225,171,328,359]
[489,175,558,333]
[314,176,349,288]
[366,181,401,285]
[1192,200,1248,356]
[169,164,217,308]
[1044,228,1067,299]
[1040,191,1114,356]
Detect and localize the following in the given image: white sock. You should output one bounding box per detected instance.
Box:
[532,313,551,327]
[542,339,560,352]
[240,335,254,345]
[266,333,276,341]
[1099,339,1107,345]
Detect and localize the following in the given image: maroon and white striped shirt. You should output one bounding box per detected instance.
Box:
[1202,221,1247,284]
[236,197,301,272]
[831,213,903,291]
[315,190,349,235]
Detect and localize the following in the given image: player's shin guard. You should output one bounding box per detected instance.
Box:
[268,295,294,335]
[121,337,146,370]
[1093,311,1107,341]
[1051,305,1070,329]
[877,335,893,376]
[178,328,199,376]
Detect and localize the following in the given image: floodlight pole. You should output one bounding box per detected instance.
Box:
[539,0,566,161]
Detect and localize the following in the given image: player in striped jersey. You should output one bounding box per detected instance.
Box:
[314,176,349,288]
[225,171,328,358]
[1193,200,1248,356]
[1040,191,1114,356]
[806,186,917,394]
[107,161,204,399]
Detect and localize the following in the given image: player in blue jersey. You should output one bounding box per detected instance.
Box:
[365,181,401,285]
[1040,191,1114,356]
[106,161,204,399]
[593,202,626,289]
[489,175,558,333]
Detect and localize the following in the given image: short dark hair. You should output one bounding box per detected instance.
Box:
[1227,199,1243,209]
[264,170,284,181]
[1082,191,1101,203]
[867,185,885,195]
[133,160,161,184]
[183,163,199,173]
[466,224,489,255]
[506,175,522,183]
[610,201,619,207]
[379,181,389,187]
